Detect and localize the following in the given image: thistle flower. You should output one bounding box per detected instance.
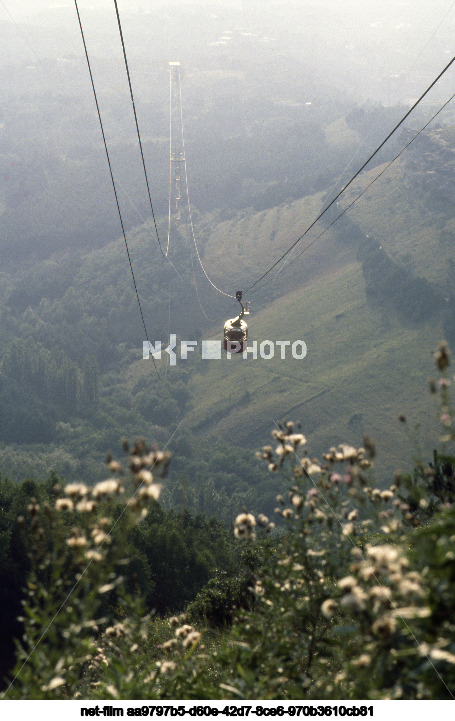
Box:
[276,443,294,459]
[234,512,256,539]
[91,528,111,545]
[372,615,397,638]
[136,469,153,485]
[147,450,167,467]
[66,530,87,548]
[367,544,399,568]
[398,578,423,597]
[291,493,303,509]
[137,484,162,500]
[137,508,148,522]
[175,624,194,639]
[129,455,144,473]
[42,676,65,692]
[182,630,201,648]
[340,586,367,613]
[64,483,88,497]
[28,500,39,516]
[339,444,358,461]
[429,649,455,664]
[359,564,376,581]
[55,498,74,512]
[257,513,269,526]
[92,479,122,498]
[342,522,355,536]
[394,606,431,619]
[321,599,338,618]
[254,580,265,596]
[156,661,176,674]
[359,459,372,469]
[76,499,97,513]
[85,550,103,562]
[354,654,371,668]
[161,638,178,651]
[307,462,322,475]
[105,623,126,637]
[288,433,307,446]
[369,586,392,604]
[380,490,394,502]
[339,576,358,593]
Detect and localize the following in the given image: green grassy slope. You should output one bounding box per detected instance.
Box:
[183,260,441,479]
[345,140,455,290]
[166,136,454,477]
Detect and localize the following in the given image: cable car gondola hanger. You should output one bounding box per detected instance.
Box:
[224,291,250,354]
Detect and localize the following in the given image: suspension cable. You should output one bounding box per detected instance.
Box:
[166,63,173,257]
[245,53,455,294]
[113,0,165,258]
[176,65,236,299]
[253,91,455,293]
[74,0,160,377]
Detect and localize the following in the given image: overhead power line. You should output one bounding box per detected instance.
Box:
[74,0,160,377]
[245,53,455,294]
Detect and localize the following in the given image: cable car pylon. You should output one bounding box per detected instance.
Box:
[167,61,250,352]
[167,62,185,256]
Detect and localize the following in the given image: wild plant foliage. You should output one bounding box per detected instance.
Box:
[3,342,455,699]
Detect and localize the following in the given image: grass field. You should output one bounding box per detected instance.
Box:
[127,147,454,483]
[183,258,442,481]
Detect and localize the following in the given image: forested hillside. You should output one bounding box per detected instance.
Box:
[1,128,455,487]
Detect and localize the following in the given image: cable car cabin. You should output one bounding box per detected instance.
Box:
[224,292,249,354]
[224,317,247,354]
